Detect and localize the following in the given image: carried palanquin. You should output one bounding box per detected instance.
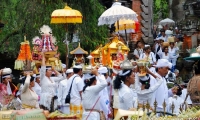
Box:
[31,25,62,73]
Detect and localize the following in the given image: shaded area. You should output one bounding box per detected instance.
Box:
[0,22,4,28]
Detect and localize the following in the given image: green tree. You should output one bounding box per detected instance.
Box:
[153,0,169,23]
[0,0,108,59]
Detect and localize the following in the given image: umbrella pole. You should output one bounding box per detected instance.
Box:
[125,29,128,46]
[65,24,69,68]
[66,43,69,68]
[117,20,120,37]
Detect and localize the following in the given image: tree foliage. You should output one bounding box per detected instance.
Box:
[0,0,108,59]
[153,0,169,23]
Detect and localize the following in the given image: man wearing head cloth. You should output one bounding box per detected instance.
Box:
[154,59,172,111]
[98,66,112,119]
[65,64,84,118]
[57,69,74,114]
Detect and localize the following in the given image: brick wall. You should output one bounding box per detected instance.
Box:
[132,0,142,41]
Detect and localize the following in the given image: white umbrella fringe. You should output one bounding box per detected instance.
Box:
[98,2,138,26]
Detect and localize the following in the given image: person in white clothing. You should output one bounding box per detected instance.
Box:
[161,46,170,61]
[113,69,137,110]
[154,59,172,112]
[66,64,84,118]
[57,69,74,113]
[98,67,112,119]
[82,69,108,120]
[167,85,184,115]
[39,52,63,112]
[154,37,163,60]
[135,70,163,109]
[180,83,192,107]
[21,72,39,109]
[140,45,156,73]
[32,74,41,100]
[61,63,67,79]
[133,41,144,60]
[168,42,179,72]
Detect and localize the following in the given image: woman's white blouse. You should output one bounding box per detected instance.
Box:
[118,83,137,110]
[39,66,63,109]
[21,75,39,108]
[167,95,184,115]
[162,52,169,60]
[139,52,156,64]
[135,73,163,107]
[168,46,179,59]
[82,75,107,110]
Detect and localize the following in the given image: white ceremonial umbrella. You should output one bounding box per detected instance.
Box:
[159,18,175,26]
[98,2,138,26]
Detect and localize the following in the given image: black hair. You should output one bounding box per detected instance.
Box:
[194,61,200,75]
[139,74,151,89]
[73,68,82,74]
[30,76,35,82]
[136,40,144,47]
[143,46,151,51]
[174,84,182,96]
[83,74,96,92]
[19,76,26,84]
[114,69,133,89]
[102,73,107,77]
[21,76,35,85]
[163,46,168,51]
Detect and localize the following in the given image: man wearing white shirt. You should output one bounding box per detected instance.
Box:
[66,64,84,118]
[57,69,73,113]
[154,59,172,112]
[98,66,112,119]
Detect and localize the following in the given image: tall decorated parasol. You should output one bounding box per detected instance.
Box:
[98,2,138,26]
[159,18,175,26]
[51,3,82,68]
[98,1,138,43]
[114,19,140,44]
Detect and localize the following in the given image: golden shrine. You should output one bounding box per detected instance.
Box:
[31,25,62,73]
[91,45,102,67]
[70,43,88,66]
[91,36,129,68]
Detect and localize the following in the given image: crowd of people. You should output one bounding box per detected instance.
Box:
[0,28,199,120]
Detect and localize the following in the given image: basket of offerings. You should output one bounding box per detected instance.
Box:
[136,60,149,77]
[46,110,79,120]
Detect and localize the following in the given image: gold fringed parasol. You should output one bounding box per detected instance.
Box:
[51,5,82,24]
[50,4,83,68]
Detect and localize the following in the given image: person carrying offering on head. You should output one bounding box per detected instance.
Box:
[21,71,39,109]
[39,52,63,112]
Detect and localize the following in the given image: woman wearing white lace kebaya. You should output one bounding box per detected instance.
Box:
[82,69,108,120]
[39,52,63,112]
[113,69,137,110]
